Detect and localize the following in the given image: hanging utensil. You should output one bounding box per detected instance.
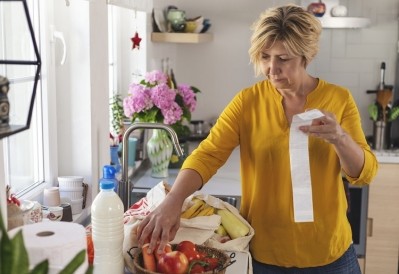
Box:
[376,62,392,122]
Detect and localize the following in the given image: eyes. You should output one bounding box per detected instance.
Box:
[261,54,292,62]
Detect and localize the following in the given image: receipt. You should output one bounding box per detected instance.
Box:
[289,109,324,222]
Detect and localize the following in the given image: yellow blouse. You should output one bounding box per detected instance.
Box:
[182,79,378,267]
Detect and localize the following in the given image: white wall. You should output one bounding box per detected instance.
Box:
[52,0,109,206]
[146,0,399,137]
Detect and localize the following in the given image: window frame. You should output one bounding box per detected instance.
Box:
[0,0,51,200]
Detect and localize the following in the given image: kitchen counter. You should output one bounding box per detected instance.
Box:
[132,146,241,198]
[373,149,399,163]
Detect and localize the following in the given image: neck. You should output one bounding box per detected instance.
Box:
[278,75,317,98]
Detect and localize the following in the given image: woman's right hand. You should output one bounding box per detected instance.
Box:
[136,192,184,254]
[137,169,204,254]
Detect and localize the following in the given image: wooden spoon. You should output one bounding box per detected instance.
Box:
[376,89,393,122]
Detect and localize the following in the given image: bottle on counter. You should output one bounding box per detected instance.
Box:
[91,176,124,274]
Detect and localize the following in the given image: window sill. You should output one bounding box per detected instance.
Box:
[72,206,91,226]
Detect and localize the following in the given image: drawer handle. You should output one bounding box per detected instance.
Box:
[367,217,373,237]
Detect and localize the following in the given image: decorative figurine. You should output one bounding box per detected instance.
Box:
[130,31,142,50]
[0,75,10,128]
[307,0,326,17]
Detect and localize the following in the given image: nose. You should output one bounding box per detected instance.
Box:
[268,58,279,76]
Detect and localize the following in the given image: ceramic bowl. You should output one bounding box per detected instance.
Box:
[200,23,212,33]
[184,21,197,33]
[45,206,63,221]
[166,9,186,25]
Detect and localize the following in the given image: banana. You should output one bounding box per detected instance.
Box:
[181,198,205,219]
[196,205,215,217]
[189,201,207,218]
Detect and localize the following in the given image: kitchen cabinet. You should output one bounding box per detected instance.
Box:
[151,32,213,43]
[364,163,399,274]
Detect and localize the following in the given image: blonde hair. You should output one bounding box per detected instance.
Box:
[248,4,322,77]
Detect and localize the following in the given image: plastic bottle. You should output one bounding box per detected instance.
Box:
[101,165,118,192]
[91,177,124,274]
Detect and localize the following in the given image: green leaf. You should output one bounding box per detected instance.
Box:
[0,216,12,274]
[85,265,94,274]
[29,260,49,274]
[9,230,30,274]
[110,93,127,135]
[58,249,86,274]
[190,86,201,94]
[368,103,378,121]
[388,106,399,121]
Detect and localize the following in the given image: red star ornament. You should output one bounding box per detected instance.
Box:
[131,32,142,50]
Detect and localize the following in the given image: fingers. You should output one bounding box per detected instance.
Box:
[299,111,343,144]
[137,212,178,255]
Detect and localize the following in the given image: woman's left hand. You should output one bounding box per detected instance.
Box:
[299,110,346,145]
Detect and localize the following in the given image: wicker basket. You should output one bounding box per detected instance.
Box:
[132,244,231,274]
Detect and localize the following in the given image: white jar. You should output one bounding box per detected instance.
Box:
[331,5,348,17]
[91,179,124,274]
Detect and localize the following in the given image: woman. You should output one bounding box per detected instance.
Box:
[137,4,378,273]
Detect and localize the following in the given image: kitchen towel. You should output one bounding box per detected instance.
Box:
[289,109,324,222]
[8,221,88,274]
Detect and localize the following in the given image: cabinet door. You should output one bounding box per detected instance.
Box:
[365,164,399,274]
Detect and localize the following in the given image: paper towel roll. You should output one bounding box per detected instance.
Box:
[9,221,88,274]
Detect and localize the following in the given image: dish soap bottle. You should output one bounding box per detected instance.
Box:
[91,176,124,274]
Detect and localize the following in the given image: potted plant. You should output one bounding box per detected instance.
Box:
[109,93,126,171]
[110,93,126,143]
[368,100,399,149]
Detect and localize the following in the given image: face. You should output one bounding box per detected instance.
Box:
[260,41,306,90]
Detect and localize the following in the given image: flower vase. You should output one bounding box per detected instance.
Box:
[146,129,173,178]
[110,145,121,172]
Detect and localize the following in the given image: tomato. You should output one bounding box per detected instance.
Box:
[188,263,205,274]
[176,240,201,262]
[203,257,220,271]
[197,251,207,260]
[157,251,189,274]
[176,240,196,254]
[183,249,201,263]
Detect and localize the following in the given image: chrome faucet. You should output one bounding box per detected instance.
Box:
[119,122,184,211]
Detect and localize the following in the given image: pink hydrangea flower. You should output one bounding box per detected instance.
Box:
[150,83,176,110]
[178,84,197,113]
[145,70,168,85]
[162,102,183,125]
[123,83,153,117]
[123,69,199,126]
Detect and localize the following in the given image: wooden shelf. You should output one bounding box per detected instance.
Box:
[301,0,371,29]
[151,33,213,44]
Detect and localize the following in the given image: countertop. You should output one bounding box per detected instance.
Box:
[132,147,241,197]
[373,149,399,164]
[132,146,399,197]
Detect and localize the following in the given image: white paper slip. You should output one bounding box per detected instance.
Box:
[289,109,324,222]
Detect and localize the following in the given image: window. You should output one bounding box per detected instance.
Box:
[0,0,46,196]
